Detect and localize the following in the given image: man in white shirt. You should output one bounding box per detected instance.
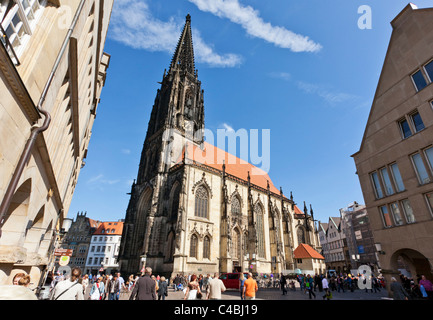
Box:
[206,273,226,300]
[322,276,330,300]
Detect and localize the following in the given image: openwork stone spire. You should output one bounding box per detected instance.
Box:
[170,14,195,75]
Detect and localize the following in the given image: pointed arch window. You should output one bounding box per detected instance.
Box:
[170,184,181,221]
[231,196,241,217]
[232,228,241,261]
[297,227,306,244]
[190,234,198,258]
[255,203,265,258]
[203,236,210,259]
[194,186,209,219]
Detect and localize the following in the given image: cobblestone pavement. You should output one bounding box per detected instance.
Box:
[86,285,390,301]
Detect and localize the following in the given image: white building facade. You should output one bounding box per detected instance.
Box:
[85,221,123,275]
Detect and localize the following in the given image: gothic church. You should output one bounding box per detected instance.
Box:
[118,15,322,277]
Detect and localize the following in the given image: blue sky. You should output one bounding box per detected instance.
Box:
[68,0,433,224]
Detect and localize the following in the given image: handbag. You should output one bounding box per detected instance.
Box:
[90,284,101,300]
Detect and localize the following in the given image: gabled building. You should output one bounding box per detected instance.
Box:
[85,220,124,275]
[319,217,347,274]
[293,243,325,276]
[59,212,100,271]
[352,3,433,293]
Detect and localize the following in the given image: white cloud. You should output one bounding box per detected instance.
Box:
[296,81,359,106]
[222,123,235,132]
[121,148,131,155]
[87,174,120,185]
[109,0,242,68]
[87,174,103,184]
[188,0,322,53]
[269,72,291,81]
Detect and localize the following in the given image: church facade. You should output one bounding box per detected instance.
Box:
[118,15,322,277]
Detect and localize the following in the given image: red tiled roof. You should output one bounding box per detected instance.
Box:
[88,218,101,229]
[93,221,124,235]
[294,243,324,260]
[177,141,283,195]
[294,205,303,215]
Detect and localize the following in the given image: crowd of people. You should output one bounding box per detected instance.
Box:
[277,272,385,300]
[2,267,433,300]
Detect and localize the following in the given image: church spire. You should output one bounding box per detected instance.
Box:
[169,14,196,75]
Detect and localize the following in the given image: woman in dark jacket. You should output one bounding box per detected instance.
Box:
[390,277,409,300]
[158,276,168,300]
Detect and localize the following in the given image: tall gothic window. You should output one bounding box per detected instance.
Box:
[232,228,241,261]
[165,231,175,262]
[170,184,181,220]
[194,186,209,219]
[190,234,198,258]
[297,227,306,244]
[231,196,241,217]
[203,236,210,259]
[255,203,265,258]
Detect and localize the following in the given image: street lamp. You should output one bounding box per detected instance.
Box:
[374,243,386,255]
[60,218,73,234]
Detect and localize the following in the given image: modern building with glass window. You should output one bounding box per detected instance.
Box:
[118,15,322,277]
[0,0,113,287]
[352,3,433,294]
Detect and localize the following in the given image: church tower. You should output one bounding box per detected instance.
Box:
[118,15,204,275]
[119,14,324,277]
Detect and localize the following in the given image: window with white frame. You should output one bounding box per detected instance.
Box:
[371,171,384,199]
[398,118,412,139]
[411,69,428,92]
[410,111,425,133]
[0,0,46,58]
[389,202,404,226]
[390,163,405,193]
[401,199,415,224]
[423,60,433,83]
[424,147,433,173]
[379,205,392,228]
[411,152,431,185]
[425,192,433,216]
[380,167,394,196]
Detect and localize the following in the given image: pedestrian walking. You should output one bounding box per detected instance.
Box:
[128,274,135,291]
[50,267,84,300]
[243,273,258,300]
[239,273,246,300]
[322,276,330,300]
[337,275,344,292]
[82,274,89,295]
[107,274,121,300]
[206,273,226,300]
[152,275,159,297]
[184,274,202,300]
[372,275,381,293]
[129,267,156,300]
[89,277,105,300]
[157,276,168,300]
[390,277,409,300]
[305,274,316,299]
[280,273,287,295]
